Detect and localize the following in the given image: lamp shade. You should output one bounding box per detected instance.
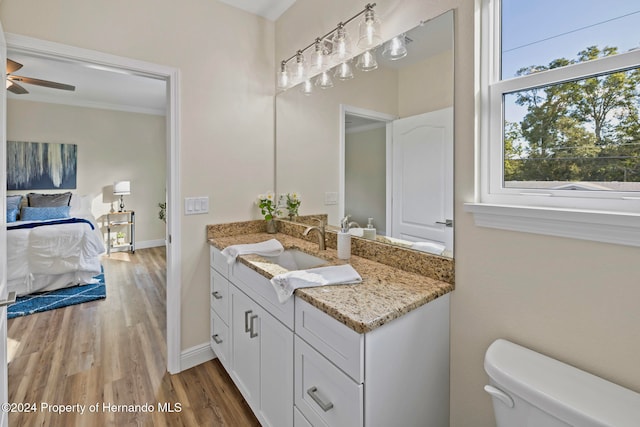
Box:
[113,181,131,195]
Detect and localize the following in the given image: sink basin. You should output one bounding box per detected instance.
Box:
[262,249,328,270]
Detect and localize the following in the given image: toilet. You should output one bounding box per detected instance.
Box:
[484,339,640,427]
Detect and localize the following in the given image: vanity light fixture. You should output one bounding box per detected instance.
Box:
[301,79,313,95]
[315,70,334,89]
[334,61,354,80]
[357,4,382,49]
[276,3,380,91]
[382,34,408,60]
[356,50,378,71]
[288,50,308,83]
[277,61,289,89]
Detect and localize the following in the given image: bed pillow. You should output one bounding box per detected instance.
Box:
[69,194,93,217]
[20,206,71,221]
[7,195,23,211]
[27,192,72,207]
[6,208,19,223]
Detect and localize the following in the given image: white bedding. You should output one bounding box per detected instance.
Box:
[7,216,106,296]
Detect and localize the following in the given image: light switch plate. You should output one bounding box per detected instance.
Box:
[324,192,338,205]
[185,196,209,215]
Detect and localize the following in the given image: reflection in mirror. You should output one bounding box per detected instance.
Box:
[276,10,454,258]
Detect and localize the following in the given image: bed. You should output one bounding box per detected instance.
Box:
[6,193,106,297]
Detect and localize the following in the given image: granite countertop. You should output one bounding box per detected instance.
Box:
[208,232,454,334]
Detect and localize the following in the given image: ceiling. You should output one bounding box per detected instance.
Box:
[217,0,296,21]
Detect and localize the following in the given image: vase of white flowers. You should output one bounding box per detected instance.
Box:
[256,191,280,233]
[283,192,301,220]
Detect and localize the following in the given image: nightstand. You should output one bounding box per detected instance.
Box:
[107,210,135,255]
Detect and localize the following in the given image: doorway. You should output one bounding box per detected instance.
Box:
[3,33,182,373]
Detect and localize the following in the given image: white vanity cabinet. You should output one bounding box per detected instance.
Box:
[210,245,450,427]
[210,246,294,427]
[293,295,450,427]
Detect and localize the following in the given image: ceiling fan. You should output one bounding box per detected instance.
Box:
[6,58,75,94]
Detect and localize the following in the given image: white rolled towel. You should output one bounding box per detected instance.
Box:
[221,239,284,264]
[411,241,446,255]
[270,264,362,303]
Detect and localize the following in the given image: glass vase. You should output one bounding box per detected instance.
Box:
[266,219,277,234]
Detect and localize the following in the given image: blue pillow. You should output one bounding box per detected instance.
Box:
[20,206,71,221]
[7,195,22,211]
[6,208,18,223]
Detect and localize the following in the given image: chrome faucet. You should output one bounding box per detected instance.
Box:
[347,221,361,229]
[303,218,326,250]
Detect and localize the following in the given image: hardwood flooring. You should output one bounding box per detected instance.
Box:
[7,247,260,427]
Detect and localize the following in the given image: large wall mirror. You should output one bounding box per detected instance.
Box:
[276,10,454,259]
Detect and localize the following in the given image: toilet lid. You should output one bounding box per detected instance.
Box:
[484,339,640,427]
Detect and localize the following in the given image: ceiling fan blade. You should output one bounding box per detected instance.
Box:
[9,75,75,91]
[7,81,29,95]
[6,59,23,74]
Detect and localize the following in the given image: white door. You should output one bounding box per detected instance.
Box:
[0,20,9,427]
[391,108,453,252]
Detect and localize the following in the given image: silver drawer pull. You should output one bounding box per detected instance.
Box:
[307,386,334,412]
[244,310,253,333]
[212,291,223,300]
[249,315,259,338]
[212,334,223,344]
[0,292,16,308]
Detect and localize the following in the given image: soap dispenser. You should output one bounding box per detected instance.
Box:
[337,216,351,260]
[363,218,377,240]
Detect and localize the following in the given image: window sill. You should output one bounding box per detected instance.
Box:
[464,203,640,247]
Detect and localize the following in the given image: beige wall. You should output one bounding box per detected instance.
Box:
[398,49,454,117]
[277,1,640,426]
[7,99,166,245]
[0,0,275,351]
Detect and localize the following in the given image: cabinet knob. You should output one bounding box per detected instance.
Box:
[212,291,223,300]
[307,386,334,412]
[211,334,223,345]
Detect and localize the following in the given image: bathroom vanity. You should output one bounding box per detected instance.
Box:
[208,220,454,427]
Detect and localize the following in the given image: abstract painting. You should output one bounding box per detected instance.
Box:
[7,141,77,190]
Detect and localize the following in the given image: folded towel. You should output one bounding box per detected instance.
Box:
[411,241,446,255]
[221,239,284,264]
[270,264,362,303]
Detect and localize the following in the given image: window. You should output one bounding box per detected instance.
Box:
[470,0,640,245]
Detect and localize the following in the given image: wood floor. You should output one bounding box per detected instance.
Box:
[7,247,260,427]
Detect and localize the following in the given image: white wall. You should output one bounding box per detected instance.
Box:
[0,0,275,351]
[277,1,640,426]
[398,49,453,117]
[7,99,166,245]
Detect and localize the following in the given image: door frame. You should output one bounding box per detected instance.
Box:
[339,105,396,230]
[5,33,182,374]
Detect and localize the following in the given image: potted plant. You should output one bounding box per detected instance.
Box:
[283,192,301,220]
[117,231,125,245]
[256,191,281,233]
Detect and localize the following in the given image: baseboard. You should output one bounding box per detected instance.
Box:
[180,342,215,372]
[137,239,166,249]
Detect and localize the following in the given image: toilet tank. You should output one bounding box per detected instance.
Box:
[484,339,640,427]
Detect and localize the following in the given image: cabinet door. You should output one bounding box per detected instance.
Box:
[259,309,294,427]
[231,288,261,406]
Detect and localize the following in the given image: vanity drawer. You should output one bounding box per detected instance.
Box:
[210,245,229,277]
[210,267,229,323]
[231,261,294,329]
[295,336,363,427]
[295,298,364,383]
[210,309,230,370]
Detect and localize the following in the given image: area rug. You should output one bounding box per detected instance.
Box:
[8,270,106,319]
